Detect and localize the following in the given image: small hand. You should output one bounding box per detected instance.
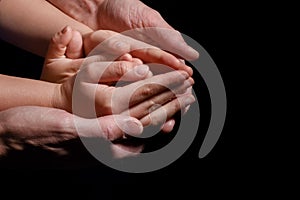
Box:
[41,26,192,83]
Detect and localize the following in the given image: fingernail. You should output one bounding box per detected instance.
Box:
[188,77,195,86]
[123,118,143,135]
[135,65,149,76]
[62,26,70,34]
[185,105,191,113]
[187,67,193,76]
[178,59,185,64]
[179,71,189,79]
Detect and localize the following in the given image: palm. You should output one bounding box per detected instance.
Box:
[97,0,198,60]
[97,0,159,31]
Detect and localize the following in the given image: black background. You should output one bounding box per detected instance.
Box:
[0,0,275,197]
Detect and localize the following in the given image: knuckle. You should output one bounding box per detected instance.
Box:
[82,63,94,80]
[148,100,156,108]
[114,62,128,77]
[140,86,154,97]
[103,125,116,141]
[108,38,128,52]
[175,99,184,111]
[146,9,162,22]
[101,99,113,115]
[139,83,163,98]
[51,33,61,45]
[169,100,181,115]
[50,110,76,136]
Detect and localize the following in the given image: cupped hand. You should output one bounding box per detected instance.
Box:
[82,29,194,75]
[0,106,144,158]
[57,61,195,127]
[93,0,199,60]
[41,26,193,84]
[47,0,198,62]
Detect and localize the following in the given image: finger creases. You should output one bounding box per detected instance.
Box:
[112,70,190,112]
[123,77,194,119]
[140,94,196,127]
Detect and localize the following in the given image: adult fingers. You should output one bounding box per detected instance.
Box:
[83,30,131,58]
[112,70,190,112]
[179,86,193,115]
[151,29,199,61]
[84,30,194,76]
[75,115,143,141]
[118,53,144,65]
[122,77,194,119]
[79,61,152,83]
[161,119,176,133]
[105,33,194,76]
[140,94,196,127]
[131,48,193,76]
[110,143,144,159]
[135,27,199,61]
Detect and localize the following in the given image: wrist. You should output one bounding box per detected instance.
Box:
[52,83,72,113]
[0,120,5,136]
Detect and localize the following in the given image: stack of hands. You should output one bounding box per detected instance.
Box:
[0,0,199,158]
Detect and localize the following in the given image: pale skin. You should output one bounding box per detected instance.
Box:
[0,0,194,133]
[0,67,194,158]
[41,26,193,83]
[41,0,197,131]
[0,106,145,158]
[47,0,200,60]
[41,26,194,132]
[0,0,195,72]
[0,27,195,158]
[0,0,92,56]
[0,0,196,157]
[0,0,193,82]
[0,62,194,126]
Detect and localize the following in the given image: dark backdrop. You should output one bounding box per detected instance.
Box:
[0,0,250,196]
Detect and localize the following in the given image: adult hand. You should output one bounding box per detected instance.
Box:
[0,106,144,158]
[56,62,195,127]
[82,29,193,75]
[42,26,195,133]
[47,0,199,60]
[41,26,192,83]
[41,26,147,83]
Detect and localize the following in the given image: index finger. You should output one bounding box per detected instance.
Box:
[85,31,193,76]
[111,70,189,113]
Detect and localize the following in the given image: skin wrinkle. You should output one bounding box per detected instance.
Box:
[0,0,197,157]
[103,124,117,141]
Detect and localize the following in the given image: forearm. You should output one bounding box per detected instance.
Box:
[0,0,93,57]
[0,74,60,111]
[0,113,5,135]
[47,0,105,30]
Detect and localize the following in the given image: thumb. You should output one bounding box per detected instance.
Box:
[66,30,84,59]
[75,115,143,141]
[46,26,73,59]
